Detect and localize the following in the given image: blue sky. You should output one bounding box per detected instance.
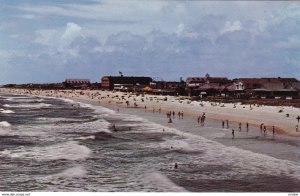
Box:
[1,0,300,84]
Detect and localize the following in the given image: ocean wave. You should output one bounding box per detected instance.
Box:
[51,165,87,178]
[0,141,92,161]
[0,121,11,127]
[0,109,15,114]
[4,103,52,108]
[142,172,186,192]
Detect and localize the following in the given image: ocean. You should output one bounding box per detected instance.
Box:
[0,93,300,192]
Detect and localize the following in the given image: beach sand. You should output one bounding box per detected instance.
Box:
[1,88,300,137]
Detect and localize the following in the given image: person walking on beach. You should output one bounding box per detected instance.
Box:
[272,126,275,136]
[263,126,266,135]
[246,122,249,132]
[201,113,206,126]
[181,111,184,119]
[168,118,172,123]
[239,123,242,131]
[232,129,235,139]
[144,105,147,111]
[172,111,175,118]
[296,125,299,132]
[297,116,300,123]
[222,121,225,128]
[260,123,264,132]
[178,111,181,119]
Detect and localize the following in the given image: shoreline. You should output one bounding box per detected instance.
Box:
[1,88,300,137]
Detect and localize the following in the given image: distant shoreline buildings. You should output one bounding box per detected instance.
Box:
[3,74,300,100]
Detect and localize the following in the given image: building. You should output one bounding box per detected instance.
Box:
[234,77,299,99]
[149,81,186,95]
[64,79,91,89]
[186,74,230,96]
[101,76,153,90]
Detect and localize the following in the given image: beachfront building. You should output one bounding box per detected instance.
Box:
[64,79,91,89]
[234,78,300,99]
[186,74,231,96]
[149,81,186,95]
[101,76,153,91]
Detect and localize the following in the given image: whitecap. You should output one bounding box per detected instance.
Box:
[1,141,92,161]
[52,165,87,178]
[1,109,15,114]
[0,121,11,127]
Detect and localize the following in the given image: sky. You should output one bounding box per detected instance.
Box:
[1,0,300,84]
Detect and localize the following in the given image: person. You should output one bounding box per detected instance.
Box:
[174,163,178,169]
[260,123,264,132]
[297,116,300,123]
[168,118,173,123]
[178,111,181,119]
[112,124,117,132]
[172,111,175,118]
[239,123,242,131]
[159,107,161,113]
[181,111,184,119]
[198,116,201,124]
[222,121,225,128]
[296,125,299,132]
[263,126,266,135]
[232,129,235,139]
[246,122,249,132]
[272,126,275,135]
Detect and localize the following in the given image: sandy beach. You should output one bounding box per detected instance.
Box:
[1,88,300,137]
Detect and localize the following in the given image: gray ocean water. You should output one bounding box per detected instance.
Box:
[0,93,300,192]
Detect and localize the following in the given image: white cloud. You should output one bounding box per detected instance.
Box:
[175,23,185,36]
[61,22,83,47]
[221,21,242,34]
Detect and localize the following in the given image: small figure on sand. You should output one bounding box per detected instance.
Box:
[272,126,275,136]
[200,113,206,126]
[263,126,266,135]
[178,111,181,119]
[181,111,184,119]
[246,122,249,132]
[297,116,300,123]
[168,118,173,123]
[159,107,161,113]
[232,129,235,139]
[296,125,299,132]
[144,105,147,111]
[172,111,175,118]
[260,123,264,132]
[222,121,225,128]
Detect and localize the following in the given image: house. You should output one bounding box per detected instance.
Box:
[234,77,299,99]
[101,76,152,90]
[186,74,230,96]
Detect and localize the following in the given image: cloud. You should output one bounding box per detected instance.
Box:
[61,22,83,47]
[221,21,242,34]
